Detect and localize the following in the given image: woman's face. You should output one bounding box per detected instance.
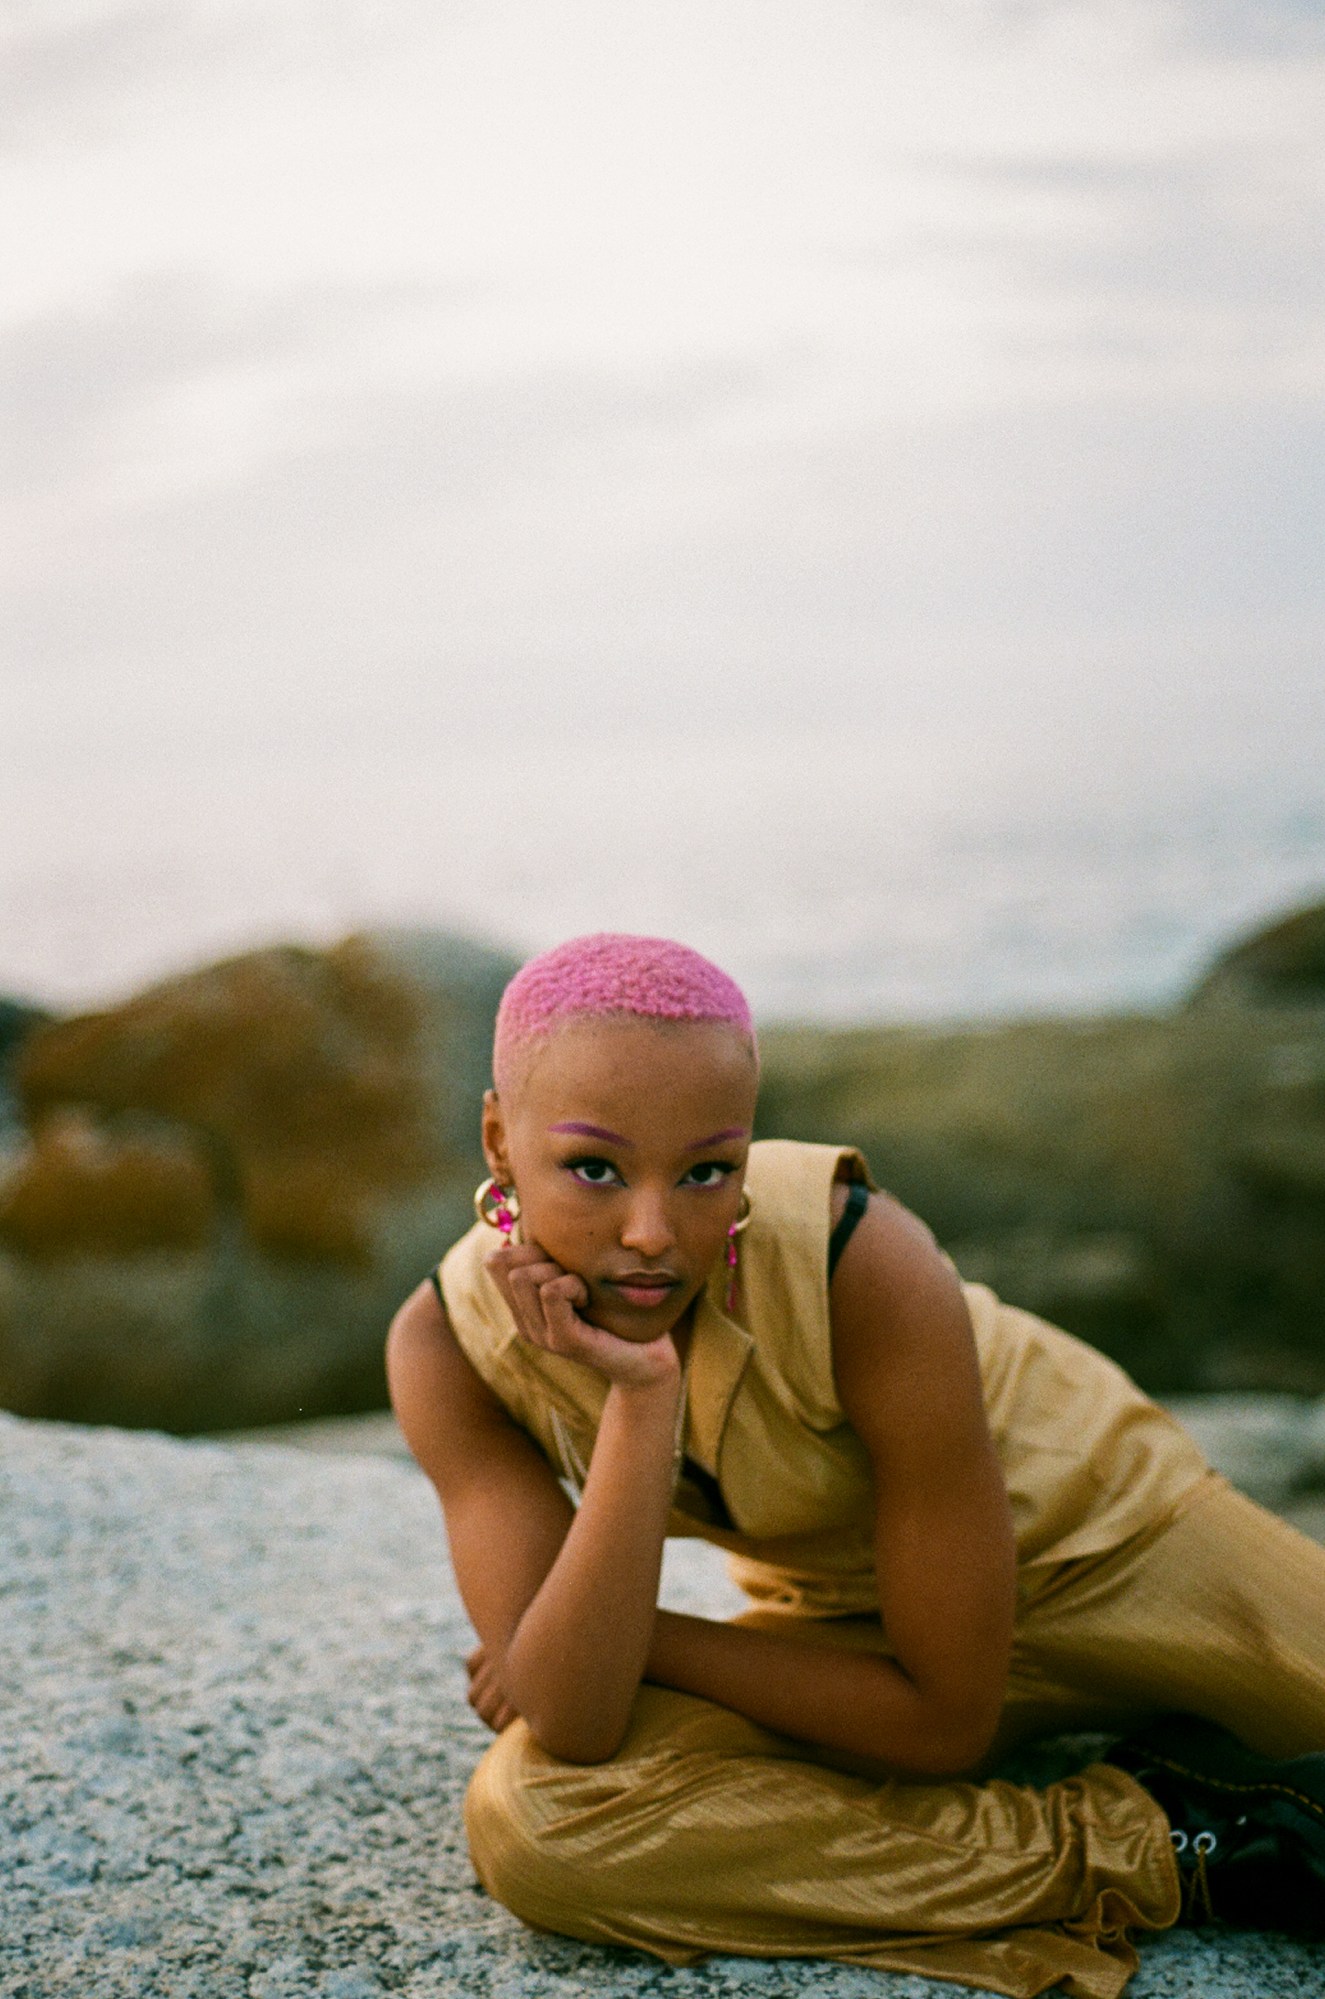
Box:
[483,1016,758,1342]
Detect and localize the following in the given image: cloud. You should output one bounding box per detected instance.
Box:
[0,0,406,147]
[3,0,1323,746]
[1177,0,1325,58]
[1,265,804,706]
[0,2,246,145]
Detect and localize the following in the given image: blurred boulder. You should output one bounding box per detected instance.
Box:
[7,898,1325,1424]
[0,995,53,1136]
[1188,900,1325,1012]
[758,901,1325,1393]
[0,931,516,1431]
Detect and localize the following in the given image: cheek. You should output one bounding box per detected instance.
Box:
[518,1177,611,1259]
[682,1204,740,1272]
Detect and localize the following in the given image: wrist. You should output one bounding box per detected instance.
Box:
[607,1364,683,1411]
[645,1607,687,1678]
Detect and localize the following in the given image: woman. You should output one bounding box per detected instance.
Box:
[387,933,1325,1998]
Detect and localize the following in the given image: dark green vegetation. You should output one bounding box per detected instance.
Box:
[0,903,1322,1428]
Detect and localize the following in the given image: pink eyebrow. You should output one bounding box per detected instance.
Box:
[687,1128,749,1149]
[549,1122,634,1146]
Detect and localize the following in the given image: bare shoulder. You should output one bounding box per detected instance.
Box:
[829,1179,961,1325]
[827,1184,985,1450]
[385,1278,514,1493]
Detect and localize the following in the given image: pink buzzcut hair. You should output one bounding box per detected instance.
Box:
[492,933,756,1094]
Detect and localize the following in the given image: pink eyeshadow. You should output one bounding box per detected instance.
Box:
[548,1122,633,1146]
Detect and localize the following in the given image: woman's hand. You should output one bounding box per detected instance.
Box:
[465,1640,519,1733]
[389,1273,678,1766]
[485,1240,683,1391]
[475,1238,689,1759]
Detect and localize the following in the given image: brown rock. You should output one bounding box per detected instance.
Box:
[0,1110,213,1259]
[1188,900,1325,1012]
[0,930,516,1430]
[758,963,1325,1392]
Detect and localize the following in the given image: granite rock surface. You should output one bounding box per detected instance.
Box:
[5,1414,1324,1999]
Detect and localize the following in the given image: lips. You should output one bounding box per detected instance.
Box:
[605,1274,680,1309]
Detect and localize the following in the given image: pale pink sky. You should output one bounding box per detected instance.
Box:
[3,0,1323,1013]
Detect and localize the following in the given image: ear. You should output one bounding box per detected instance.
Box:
[481,1088,512,1181]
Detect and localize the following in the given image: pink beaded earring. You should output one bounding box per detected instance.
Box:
[474,1176,521,1240]
[724,1190,753,1311]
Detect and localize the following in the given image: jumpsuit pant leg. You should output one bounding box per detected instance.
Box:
[463,1474,1325,1999]
[991,1474,1325,1763]
[465,1684,1172,1999]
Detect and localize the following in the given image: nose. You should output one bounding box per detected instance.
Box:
[620,1186,676,1261]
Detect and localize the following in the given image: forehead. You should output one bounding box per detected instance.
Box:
[512,1016,757,1129]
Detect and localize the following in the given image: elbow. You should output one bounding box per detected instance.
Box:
[918,1720,997,1779]
[885,1692,1003,1780]
[504,1665,629,1765]
[524,1714,627,1766]
[921,1698,1004,1778]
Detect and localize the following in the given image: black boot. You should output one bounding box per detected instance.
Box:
[1108,1712,1325,1936]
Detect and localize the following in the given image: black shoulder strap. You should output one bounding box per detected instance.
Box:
[828,1179,870,1281]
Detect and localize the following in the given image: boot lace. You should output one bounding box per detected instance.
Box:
[1170,1827,1218,1921]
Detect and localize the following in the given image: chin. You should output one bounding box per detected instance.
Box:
[589,1295,693,1342]
[587,1311,668,1344]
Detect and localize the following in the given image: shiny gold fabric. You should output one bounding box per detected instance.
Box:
[440,1139,1210,1613]
[439,1138,1325,1992]
[465,1481,1325,1999]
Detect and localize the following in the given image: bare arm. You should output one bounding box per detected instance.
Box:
[644,1189,1017,1775]
[391,1188,1015,1777]
[387,1258,683,1764]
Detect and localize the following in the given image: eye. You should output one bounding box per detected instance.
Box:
[682,1161,735,1189]
[567,1157,624,1188]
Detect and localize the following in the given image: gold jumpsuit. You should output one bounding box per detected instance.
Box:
[438,1140,1325,1999]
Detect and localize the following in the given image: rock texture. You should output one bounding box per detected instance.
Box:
[0,932,516,1431]
[4,1413,1323,1999]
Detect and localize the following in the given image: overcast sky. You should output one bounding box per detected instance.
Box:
[3,0,1324,1007]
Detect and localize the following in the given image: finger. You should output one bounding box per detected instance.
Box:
[550,1268,589,1310]
[465,1644,484,1673]
[485,1247,563,1311]
[488,1238,570,1310]
[473,1662,503,1702]
[510,1267,583,1341]
[539,1273,591,1347]
[506,1265,569,1343]
[493,1257,565,1336]
[507,1259,564,1298]
[469,1680,516,1731]
[485,1240,556,1279]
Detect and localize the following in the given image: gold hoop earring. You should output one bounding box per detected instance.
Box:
[474,1176,521,1239]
